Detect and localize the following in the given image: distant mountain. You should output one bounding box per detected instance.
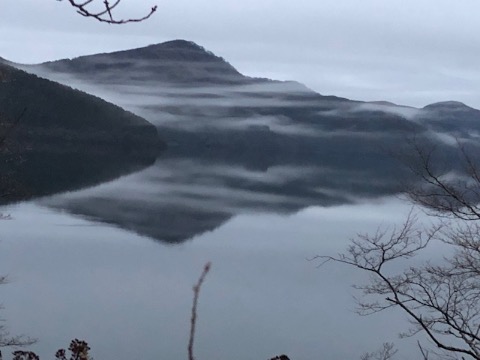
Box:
[8,39,480,243]
[0,62,163,203]
[416,101,480,135]
[20,40,430,155]
[35,40,246,86]
[424,101,472,110]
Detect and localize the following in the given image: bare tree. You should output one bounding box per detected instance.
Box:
[57,0,157,24]
[314,142,480,360]
[313,208,480,359]
[360,342,398,360]
[402,139,480,221]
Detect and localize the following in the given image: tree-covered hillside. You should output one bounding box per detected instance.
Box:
[0,62,163,203]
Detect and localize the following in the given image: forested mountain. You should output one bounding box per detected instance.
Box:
[37,40,245,85]
[0,62,163,203]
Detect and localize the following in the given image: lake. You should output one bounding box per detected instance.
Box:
[1,59,447,359]
[0,190,430,360]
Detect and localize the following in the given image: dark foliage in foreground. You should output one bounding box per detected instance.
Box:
[8,339,91,360]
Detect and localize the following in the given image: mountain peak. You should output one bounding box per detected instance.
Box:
[153,39,204,50]
[423,101,473,111]
[35,39,244,85]
[116,39,219,61]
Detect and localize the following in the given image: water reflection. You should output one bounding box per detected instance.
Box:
[41,152,409,243]
[0,200,422,360]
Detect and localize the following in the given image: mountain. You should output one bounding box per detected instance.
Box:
[20,40,429,163]
[9,40,480,243]
[0,62,163,203]
[35,40,245,85]
[417,101,480,135]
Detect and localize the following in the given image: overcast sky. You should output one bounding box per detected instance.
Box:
[1,0,480,108]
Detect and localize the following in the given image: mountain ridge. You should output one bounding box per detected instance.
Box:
[27,39,247,86]
[3,39,476,110]
[61,40,480,109]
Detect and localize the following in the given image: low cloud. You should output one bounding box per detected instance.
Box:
[354,103,422,120]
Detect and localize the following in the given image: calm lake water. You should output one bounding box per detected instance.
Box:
[0,194,432,360]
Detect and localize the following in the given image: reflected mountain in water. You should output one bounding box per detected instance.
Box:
[41,155,401,243]
[13,39,480,243]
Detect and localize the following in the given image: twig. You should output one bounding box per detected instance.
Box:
[188,262,211,360]
[60,0,157,24]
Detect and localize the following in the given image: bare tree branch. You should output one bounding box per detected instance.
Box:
[360,342,398,360]
[315,209,480,360]
[403,139,480,221]
[188,262,211,360]
[58,0,157,24]
[417,340,430,360]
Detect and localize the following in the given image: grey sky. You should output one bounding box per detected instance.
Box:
[1,0,480,108]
